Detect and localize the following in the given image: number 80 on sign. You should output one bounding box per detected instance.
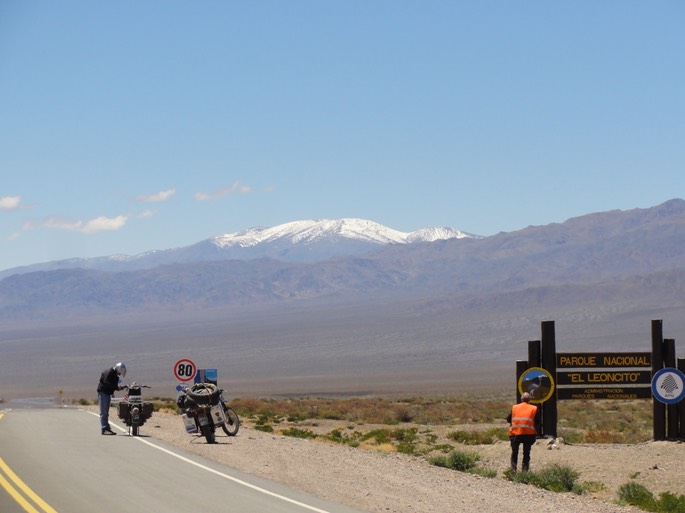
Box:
[173,358,197,382]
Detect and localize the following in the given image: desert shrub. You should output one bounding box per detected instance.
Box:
[392,404,415,423]
[429,449,480,472]
[507,464,584,494]
[281,427,318,439]
[151,397,177,412]
[362,428,392,445]
[556,428,585,444]
[286,412,309,422]
[394,428,420,454]
[254,424,274,433]
[618,482,656,510]
[655,492,685,513]
[325,428,361,447]
[618,482,685,512]
[472,468,497,478]
[447,427,508,445]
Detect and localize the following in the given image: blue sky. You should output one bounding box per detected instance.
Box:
[1,1,683,272]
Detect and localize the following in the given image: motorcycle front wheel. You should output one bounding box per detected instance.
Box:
[131,424,139,436]
[221,405,240,436]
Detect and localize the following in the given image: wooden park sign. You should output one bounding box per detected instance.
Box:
[515,319,685,441]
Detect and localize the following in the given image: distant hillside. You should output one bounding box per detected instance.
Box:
[1,199,685,320]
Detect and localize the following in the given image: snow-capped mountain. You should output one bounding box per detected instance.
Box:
[0,218,478,279]
[210,219,474,248]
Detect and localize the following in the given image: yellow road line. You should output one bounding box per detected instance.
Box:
[0,472,41,513]
[0,457,58,513]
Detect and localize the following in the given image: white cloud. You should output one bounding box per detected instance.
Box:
[135,188,176,203]
[0,196,22,211]
[44,215,128,233]
[194,182,252,201]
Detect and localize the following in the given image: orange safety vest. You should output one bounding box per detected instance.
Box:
[509,402,538,436]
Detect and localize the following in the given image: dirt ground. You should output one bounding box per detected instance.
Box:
[97,407,685,513]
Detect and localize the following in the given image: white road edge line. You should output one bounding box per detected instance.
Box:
[84,410,335,513]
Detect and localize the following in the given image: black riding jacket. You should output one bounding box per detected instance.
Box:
[97,367,120,395]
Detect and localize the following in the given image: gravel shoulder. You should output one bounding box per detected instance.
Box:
[95,407,685,513]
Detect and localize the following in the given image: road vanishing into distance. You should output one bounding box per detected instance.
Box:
[0,406,366,513]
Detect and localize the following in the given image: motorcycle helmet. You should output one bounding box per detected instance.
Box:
[114,362,127,377]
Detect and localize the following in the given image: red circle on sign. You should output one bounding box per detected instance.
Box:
[173,358,197,382]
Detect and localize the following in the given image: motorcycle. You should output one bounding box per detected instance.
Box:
[176,382,240,443]
[117,383,154,436]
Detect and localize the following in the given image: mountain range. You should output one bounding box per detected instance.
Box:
[2,199,685,398]
[0,218,476,279]
[3,199,685,318]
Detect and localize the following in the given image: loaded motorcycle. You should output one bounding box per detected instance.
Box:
[117,383,154,436]
[176,382,240,443]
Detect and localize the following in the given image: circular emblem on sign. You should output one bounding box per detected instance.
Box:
[518,367,555,404]
[173,358,197,382]
[652,368,685,405]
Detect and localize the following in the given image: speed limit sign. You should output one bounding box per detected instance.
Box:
[173,358,197,382]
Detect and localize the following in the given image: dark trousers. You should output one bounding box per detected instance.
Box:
[510,434,536,472]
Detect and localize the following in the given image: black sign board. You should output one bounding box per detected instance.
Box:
[556,351,652,401]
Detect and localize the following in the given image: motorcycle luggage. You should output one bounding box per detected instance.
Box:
[182,413,198,433]
[210,403,226,426]
[187,383,221,405]
[117,402,129,420]
[142,402,154,418]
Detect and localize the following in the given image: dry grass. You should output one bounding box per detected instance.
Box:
[230,391,512,425]
[229,392,655,447]
[557,399,652,443]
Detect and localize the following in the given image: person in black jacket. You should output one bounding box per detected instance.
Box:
[97,362,126,435]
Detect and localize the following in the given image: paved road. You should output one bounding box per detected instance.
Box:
[0,407,367,513]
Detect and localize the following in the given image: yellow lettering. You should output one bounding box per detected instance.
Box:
[588,372,640,383]
[559,355,596,367]
[602,355,650,367]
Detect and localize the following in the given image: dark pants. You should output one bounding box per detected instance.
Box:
[98,391,112,430]
[510,434,536,472]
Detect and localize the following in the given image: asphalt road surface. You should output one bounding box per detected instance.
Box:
[0,407,367,513]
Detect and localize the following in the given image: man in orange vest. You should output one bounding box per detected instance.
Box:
[506,392,538,472]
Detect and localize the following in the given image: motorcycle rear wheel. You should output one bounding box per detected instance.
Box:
[201,425,216,444]
[221,406,240,436]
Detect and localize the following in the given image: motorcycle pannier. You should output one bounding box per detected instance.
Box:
[117,402,129,420]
